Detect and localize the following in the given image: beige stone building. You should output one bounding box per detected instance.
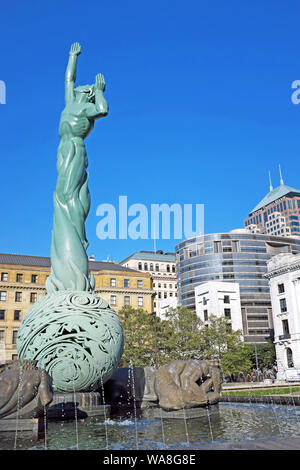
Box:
[0,253,154,361]
[120,250,178,314]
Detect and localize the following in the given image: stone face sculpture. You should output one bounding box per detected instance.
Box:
[17,43,124,392]
[154,360,221,411]
[0,360,53,420]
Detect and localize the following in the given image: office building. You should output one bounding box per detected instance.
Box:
[244,173,300,237]
[175,230,300,344]
[194,281,243,334]
[265,253,300,381]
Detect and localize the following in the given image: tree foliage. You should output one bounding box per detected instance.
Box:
[247,340,276,371]
[118,306,254,376]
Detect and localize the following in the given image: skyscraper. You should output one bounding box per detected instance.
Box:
[244,169,300,237]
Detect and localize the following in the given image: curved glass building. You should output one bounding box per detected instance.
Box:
[175,230,300,343]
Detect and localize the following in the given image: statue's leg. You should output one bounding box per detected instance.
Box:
[56,139,89,249]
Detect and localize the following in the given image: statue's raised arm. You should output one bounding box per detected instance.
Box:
[85,73,109,119]
[65,42,81,103]
[47,42,109,295]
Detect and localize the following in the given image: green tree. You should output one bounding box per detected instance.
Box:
[247,340,276,372]
[118,306,156,366]
[162,307,205,361]
[118,307,253,377]
[198,315,252,378]
[118,306,173,367]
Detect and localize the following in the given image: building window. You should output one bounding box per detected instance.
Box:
[223,246,232,253]
[110,278,116,287]
[0,330,4,342]
[124,296,130,306]
[167,264,170,272]
[16,273,23,283]
[224,308,231,319]
[144,263,148,271]
[15,292,22,302]
[150,263,153,271]
[137,280,143,288]
[124,279,129,288]
[110,295,116,306]
[158,292,161,298]
[138,296,143,307]
[282,319,290,336]
[280,298,287,313]
[30,292,37,303]
[287,348,294,368]
[0,291,7,302]
[0,310,5,320]
[12,330,18,344]
[31,274,38,283]
[164,293,167,299]
[204,310,208,321]
[214,241,221,253]
[172,265,176,273]
[14,310,21,321]
[138,263,142,270]
[224,295,230,304]
[1,273,8,281]
[203,297,208,306]
[278,283,285,294]
[155,264,159,272]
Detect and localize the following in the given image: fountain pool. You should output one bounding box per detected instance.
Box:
[2,402,299,450]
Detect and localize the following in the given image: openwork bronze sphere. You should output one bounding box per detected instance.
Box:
[17,291,124,392]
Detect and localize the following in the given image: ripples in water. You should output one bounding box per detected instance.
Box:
[1,402,300,450]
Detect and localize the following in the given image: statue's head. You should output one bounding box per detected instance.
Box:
[74,85,95,104]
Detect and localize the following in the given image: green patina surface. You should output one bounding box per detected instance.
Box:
[18,43,124,392]
[250,184,300,214]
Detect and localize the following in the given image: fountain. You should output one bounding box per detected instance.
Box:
[1,42,300,452]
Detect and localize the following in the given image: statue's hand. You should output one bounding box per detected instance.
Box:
[70,42,81,56]
[95,73,106,91]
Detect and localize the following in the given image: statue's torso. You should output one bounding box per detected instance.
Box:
[59,104,94,140]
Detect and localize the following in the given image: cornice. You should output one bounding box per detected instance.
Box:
[264,262,300,279]
[0,283,46,292]
[95,287,155,296]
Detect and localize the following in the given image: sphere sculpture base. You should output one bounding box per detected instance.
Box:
[47,391,111,421]
[17,290,124,393]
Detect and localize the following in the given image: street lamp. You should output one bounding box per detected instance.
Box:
[151,311,158,367]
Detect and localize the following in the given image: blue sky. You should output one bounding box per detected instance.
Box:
[1,0,300,261]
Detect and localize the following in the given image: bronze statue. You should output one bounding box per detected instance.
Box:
[154,360,221,411]
[0,360,53,420]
